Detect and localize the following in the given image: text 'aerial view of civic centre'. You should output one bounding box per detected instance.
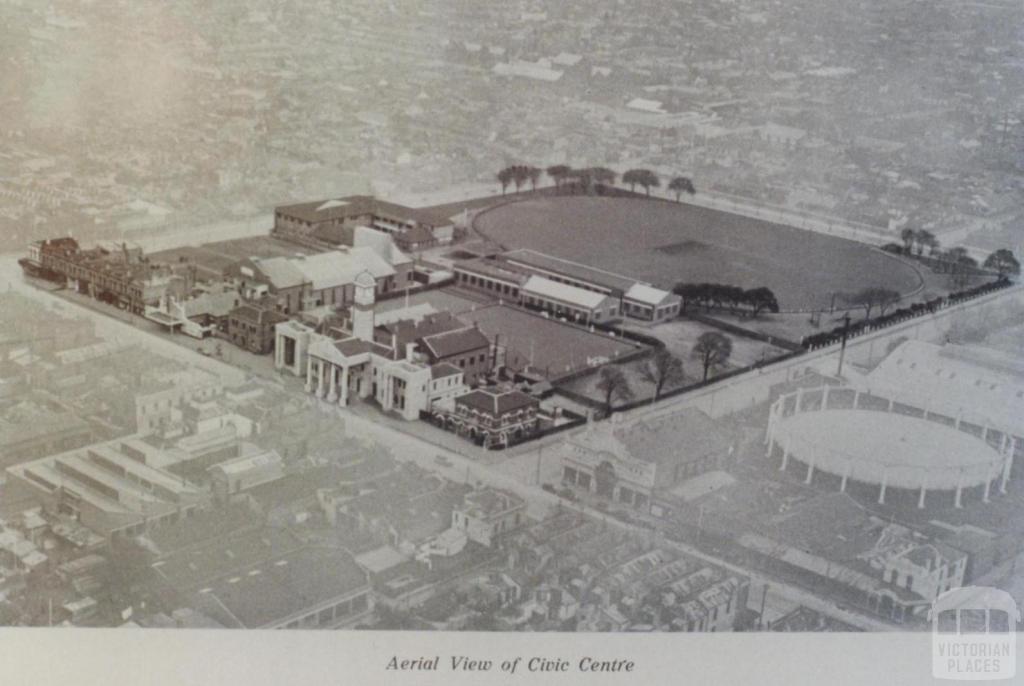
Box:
[1,0,1023,652]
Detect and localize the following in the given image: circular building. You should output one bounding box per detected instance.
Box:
[765,386,1016,508]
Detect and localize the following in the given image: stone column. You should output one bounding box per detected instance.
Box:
[339,365,350,406]
[853,391,860,410]
[305,356,314,393]
[954,472,964,509]
[796,387,804,413]
[983,474,991,503]
[840,462,851,493]
[805,458,815,485]
[317,360,326,398]
[918,484,927,509]
[780,445,790,472]
[327,364,338,403]
[878,469,888,505]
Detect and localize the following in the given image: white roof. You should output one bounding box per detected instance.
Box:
[863,340,1024,434]
[522,275,610,310]
[551,52,582,66]
[627,98,665,113]
[493,60,563,82]
[352,225,412,266]
[303,249,394,290]
[212,449,283,476]
[625,283,676,307]
[375,303,438,327]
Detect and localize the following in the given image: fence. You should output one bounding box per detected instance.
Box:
[683,312,803,351]
[802,277,1013,350]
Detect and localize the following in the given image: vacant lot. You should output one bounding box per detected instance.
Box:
[475,196,922,312]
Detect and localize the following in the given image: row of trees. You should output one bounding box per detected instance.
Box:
[801,277,1013,349]
[672,282,780,318]
[594,332,733,412]
[898,227,940,257]
[886,235,1019,289]
[497,164,697,201]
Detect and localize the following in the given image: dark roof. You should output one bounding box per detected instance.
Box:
[420,326,490,360]
[498,248,635,293]
[194,547,368,629]
[381,311,465,342]
[276,195,450,228]
[395,224,437,246]
[453,257,529,284]
[230,303,287,326]
[430,363,462,379]
[455,388,538,416]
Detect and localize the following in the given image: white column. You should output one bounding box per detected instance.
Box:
[840,462,851,493]
[305,356,314,392]
[339,365,350,406]
[316,360,326,398]
[878,469,888,505]
[805,458,815,484]
[954,472,964,508]
[887,397,894,412]
[327,364,338,402]
[796,387,804,412]
[918,484,927,509]
[983,475,991,503]
[780,447,789,472]
[1000,438,1016,494]
[821,385,830,411]
[853,391,860,409]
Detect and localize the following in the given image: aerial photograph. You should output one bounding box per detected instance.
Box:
[0,1,1022,677]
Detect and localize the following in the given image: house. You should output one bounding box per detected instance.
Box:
[452,487,526,547]
[561,410,735,511]
[272,195,454,251]
[418,326,492,385]
[227,301,287,354]
[208,449,285,502]
[436,388,541,449]
[229,247,402,315]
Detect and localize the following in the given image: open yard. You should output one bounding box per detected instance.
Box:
[456,303,643,379]
[474,196,923,312]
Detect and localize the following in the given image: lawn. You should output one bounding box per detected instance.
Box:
[474,196,923,312]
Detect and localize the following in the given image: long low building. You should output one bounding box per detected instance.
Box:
[6,437,211,541]
[521,275,620,324]
[453,249,681,322]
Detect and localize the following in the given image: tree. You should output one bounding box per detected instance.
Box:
[915,229,939,256]
[900,227,915,254]
[596,365,633,415]
[589,167,617,188]
[526,166,542,191]
[983,249,1020,278]
[692,332,732,381]
[497,167,513,195]
[668,176,696,202]
[844,287,901,318]
[546,165,571,189]
[744,287,780,317]
[569,168,593,195]
[640,348,684,400]
[672,282,702,314]
[510,165,530,193]
[622,168,660,195]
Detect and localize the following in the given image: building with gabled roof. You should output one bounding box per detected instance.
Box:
[560,410,736,511]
